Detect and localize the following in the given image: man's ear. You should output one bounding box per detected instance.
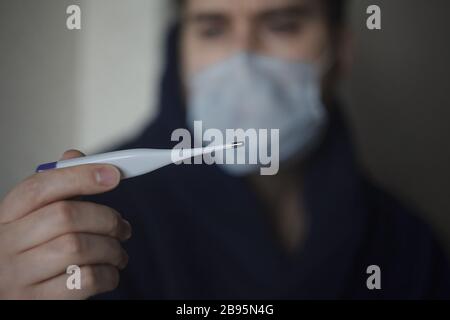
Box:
[322,27,353,106]
[335,27,354,76]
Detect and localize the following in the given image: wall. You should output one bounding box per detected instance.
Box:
[0,0,170,196]
[344,0,450,250]
[0,0,80,196]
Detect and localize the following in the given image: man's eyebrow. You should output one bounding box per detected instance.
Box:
[183,12,228,24]
[257,5,314,20]
[182,5,314,25]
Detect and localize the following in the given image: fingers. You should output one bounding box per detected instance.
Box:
[29,265,120,300]
[0,149,127,300]
[60,150,86,161]
[0,164,121,223]
[59,150,86,202]
[17,233,128,285]
[8,201,132,253]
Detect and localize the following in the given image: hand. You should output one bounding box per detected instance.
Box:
[0,150,132,299]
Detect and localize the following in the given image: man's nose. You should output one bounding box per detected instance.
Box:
[232,22,259,53]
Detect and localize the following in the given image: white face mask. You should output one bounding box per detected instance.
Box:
[186,52,329,176]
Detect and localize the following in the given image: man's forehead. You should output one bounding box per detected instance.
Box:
[185,0,314,15]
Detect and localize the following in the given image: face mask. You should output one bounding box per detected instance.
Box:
[186,52,329,176]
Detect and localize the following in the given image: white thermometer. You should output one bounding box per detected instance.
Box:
[36,142,244,180]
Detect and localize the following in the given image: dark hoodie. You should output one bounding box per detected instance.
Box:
[90,26,450,300]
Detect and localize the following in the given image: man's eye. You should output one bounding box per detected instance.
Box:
[198,25,225,39]
[267,19,302,34]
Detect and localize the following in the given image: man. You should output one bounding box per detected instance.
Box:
[0,0,448,299]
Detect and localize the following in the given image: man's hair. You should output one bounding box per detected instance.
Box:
[174,0,347,26]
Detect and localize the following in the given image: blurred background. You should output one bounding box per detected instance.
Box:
[0,0,449,253]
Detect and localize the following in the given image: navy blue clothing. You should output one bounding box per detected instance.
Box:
[90,26,450,299]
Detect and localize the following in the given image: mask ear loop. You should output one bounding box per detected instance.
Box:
[314,45,342,112]
[314,47,335,77]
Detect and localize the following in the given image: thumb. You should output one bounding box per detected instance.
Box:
[0,150,88,224]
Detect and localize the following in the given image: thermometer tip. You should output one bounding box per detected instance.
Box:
[232,141,245,148]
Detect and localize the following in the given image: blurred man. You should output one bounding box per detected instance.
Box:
[0,0,449,299]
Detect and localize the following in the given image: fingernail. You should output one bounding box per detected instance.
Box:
[120,251,129,269]
[95,167,120,187]
[123,220,132,240]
